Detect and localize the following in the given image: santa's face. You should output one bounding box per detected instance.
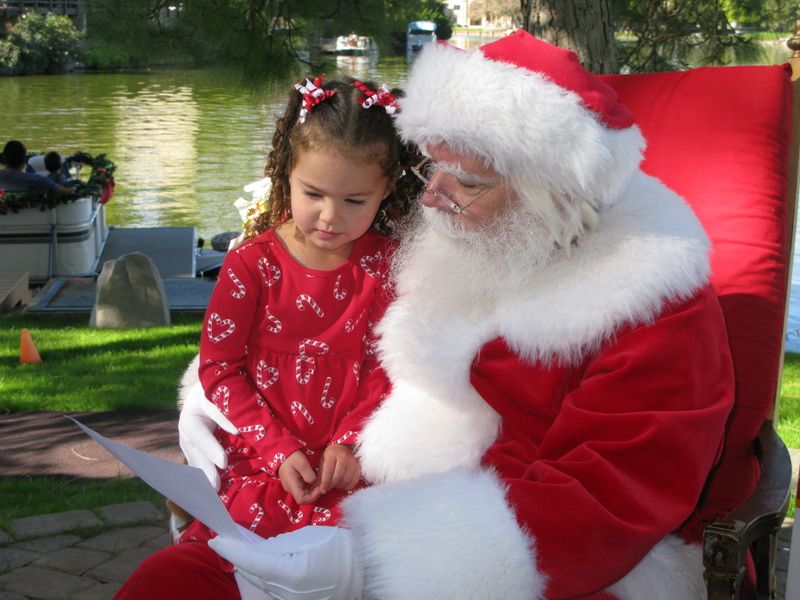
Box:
[420,144,512,231]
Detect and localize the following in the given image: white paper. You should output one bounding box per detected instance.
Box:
[67,416,247,542]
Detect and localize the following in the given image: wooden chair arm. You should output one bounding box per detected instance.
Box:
[703,421,792,599]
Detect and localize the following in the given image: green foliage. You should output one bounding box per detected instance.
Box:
[85,0,453,75]
[612,0,763,72]
[0,12,83,76]
[0,313,202,412]
[81,45,140,70]
[722,0,795,31]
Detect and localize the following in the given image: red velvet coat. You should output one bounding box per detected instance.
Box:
[342,171,736,600]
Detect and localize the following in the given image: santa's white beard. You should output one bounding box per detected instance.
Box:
[391,200,560,315]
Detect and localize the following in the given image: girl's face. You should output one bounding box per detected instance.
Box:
[287,145,389,267]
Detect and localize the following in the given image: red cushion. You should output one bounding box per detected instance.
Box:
[601,66,793,524]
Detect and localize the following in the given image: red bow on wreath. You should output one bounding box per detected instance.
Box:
[353,81,398,115]
[295,76,337,124]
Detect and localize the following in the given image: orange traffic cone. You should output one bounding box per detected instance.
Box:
[20,329,42,364]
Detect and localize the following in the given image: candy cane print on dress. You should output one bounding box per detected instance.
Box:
[299,338,330,356]
[203,358,229,376]
[295,354,316,385]
[344,309,366,333]
[256,359,279,390]
[320,376,335,409]
[277,499,304,524]
[227,267,246,299]
[332,430,355,445]
[296,293,325,318]
[249,502,265,531]
[267,452,286,475]
[359,251,383,278]
[291,400,315,425]
[239,424,266,442]
[211,385,230,415]
[207,313,236,343]
[312,507,332,525]
[296,338,330,384]
[264,305,282,333]
[333,274,348,301]
[257,256,281,287]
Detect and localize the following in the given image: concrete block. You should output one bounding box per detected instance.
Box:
[79,582,122,600]
[142,531,171,549]
[0,273,30,313]
[0,566,96,599]
[32,547,111,575]
[8,510,102,540]
[12,534,81,554]
[0,547,39,571]
[98,501,164,526]
[91,252,170,328]
[83,547,156,584]
[75,531,140,554]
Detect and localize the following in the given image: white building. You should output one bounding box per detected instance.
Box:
[443,0,469,27]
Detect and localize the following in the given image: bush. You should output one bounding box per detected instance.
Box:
[0,12,83,75]
[82,45,136,70]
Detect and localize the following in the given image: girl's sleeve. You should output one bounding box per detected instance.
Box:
[199,248,305,470]
[330,254,395,445]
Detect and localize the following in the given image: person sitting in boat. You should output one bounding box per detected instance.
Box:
[43,151,74,184]
[0,140,75,195]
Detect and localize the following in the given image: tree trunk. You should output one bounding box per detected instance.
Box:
[522,0,617,74]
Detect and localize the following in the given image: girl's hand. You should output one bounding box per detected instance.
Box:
[278,451,321,504]
[317,444,361,495]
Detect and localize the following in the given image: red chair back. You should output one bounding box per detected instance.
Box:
[601,65,795,530]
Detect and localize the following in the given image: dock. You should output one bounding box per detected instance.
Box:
[22,226,218,313]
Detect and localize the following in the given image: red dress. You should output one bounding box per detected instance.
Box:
[183,228,392,542]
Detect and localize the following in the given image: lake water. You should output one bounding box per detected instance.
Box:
[3,40,800,350]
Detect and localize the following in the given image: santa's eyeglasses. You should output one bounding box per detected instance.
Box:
[410,158,500,215]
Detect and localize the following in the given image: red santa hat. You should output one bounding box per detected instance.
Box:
[396,30,646,226]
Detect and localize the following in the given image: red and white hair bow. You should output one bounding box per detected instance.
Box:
[354,81,398,115]
[295,76,337,124]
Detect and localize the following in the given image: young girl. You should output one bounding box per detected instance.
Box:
[115,76,420,598]
[181,75,420,549]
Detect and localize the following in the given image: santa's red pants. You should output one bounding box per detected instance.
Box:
[114,542,238,599]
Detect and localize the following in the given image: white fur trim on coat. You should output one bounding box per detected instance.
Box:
[362,172,709,485]
[608,536,705,600]
[395,41,646,212]
[357,379,500,484]
[496,171,710,365]
[177,353,200,410]
[342,467,544,600]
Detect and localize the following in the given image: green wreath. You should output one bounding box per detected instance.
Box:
[0,152,117,215]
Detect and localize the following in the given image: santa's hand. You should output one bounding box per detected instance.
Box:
[178,381,238,489]
[208,526,363,600]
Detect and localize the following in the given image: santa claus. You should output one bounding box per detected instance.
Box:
[168,30,735,600]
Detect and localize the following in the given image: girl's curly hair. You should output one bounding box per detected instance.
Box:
[245,77,423,239]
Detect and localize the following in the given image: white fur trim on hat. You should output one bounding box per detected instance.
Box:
[342,467,544,600]
[396,39,645,219]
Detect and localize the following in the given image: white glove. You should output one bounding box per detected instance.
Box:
[208,526,363,600]
[178,381,238,490]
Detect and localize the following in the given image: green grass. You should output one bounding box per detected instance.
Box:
[2,312,800,524]
[778,353,800,448]
[0,475,164,530]
[0,313,202,412]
